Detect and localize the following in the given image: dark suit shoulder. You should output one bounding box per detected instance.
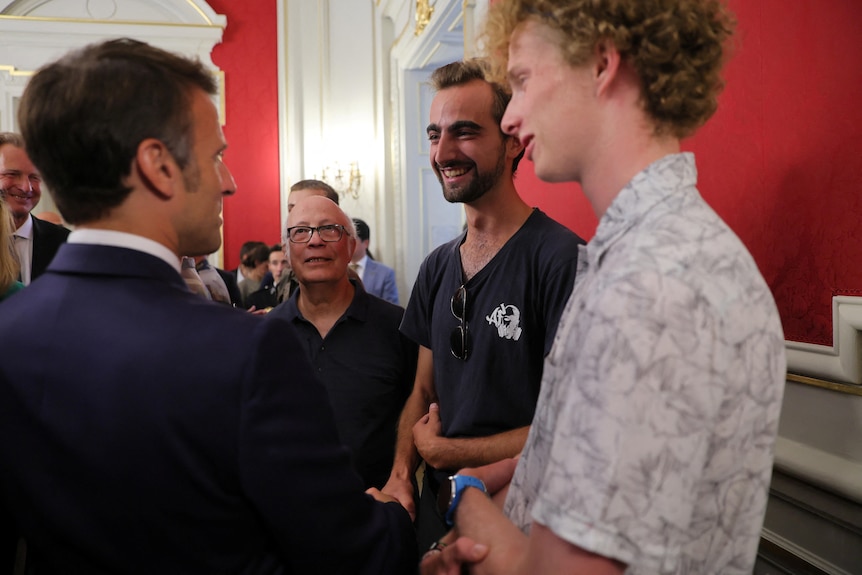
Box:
[32,217,71,241]
[30,217,71,281]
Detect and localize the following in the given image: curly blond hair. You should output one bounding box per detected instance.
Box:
[483,0,735,138]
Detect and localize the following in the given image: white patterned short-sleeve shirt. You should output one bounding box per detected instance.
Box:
[503,153,786,574]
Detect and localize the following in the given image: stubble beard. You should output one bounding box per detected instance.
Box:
[180,159,223,256]
[438,153,507,204]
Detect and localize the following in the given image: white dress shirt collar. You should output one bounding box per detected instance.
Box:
[13,214,34,284]
[14,213,33,239]
[68,229,182,274]
[353,254,368,279]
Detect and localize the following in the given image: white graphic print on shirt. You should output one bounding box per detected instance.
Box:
[486,303,522,341]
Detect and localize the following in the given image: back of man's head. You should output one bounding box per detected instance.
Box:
[289,180,339,204]
[352,218,370,243]
[17,38,217,225]
[241,243,271,270]
[239,241,268,267]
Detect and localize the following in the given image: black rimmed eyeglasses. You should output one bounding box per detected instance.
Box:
[285,224,350,244]
[450,284,470,360]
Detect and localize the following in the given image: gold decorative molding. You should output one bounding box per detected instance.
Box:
[414,0,434,36]
[786,373,862,396]
[0,64,33,77]
[184,0,215,25]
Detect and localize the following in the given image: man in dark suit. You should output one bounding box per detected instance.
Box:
[0,132,69,285]
[0,38,415,575]
[350,218,399,305]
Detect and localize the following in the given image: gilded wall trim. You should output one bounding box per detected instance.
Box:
[786,373,862,397]
[415,0,434,36]
[0,64,32,77]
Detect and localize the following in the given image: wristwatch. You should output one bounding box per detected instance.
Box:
[437,474,488,527]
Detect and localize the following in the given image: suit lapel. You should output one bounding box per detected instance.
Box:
[364,260,380,292]
[30,217,50,278]
[30,217,70,280]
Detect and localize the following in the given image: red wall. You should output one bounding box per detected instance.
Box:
[213,0,862,345]
[207,0,282,270]
[515,0,862,346]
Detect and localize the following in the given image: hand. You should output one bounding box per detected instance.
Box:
[413,403,444,466]
[420,537,488,575]
[380,475,416,521]
[365,487,399,505]
[246,305,271,316]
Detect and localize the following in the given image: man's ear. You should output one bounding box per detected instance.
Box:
[133,138,182,199]
[593,38,622,97]
[505,133,525,161]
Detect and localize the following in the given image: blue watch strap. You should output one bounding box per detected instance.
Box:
[444,474,488,527]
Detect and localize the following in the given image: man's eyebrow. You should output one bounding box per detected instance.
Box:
[427,120,483,135]
[448,121,482,132]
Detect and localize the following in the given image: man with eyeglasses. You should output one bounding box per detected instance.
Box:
[249,179,343,309]
[381,59,585,552]
[269,195,418,490]
[0,132,69,285]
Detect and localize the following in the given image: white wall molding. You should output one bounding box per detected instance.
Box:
[0,1,224,70]
[280,0,378,228]
[0,0,225,133]
[0,0,225,256]
[0,0,225,26]
[786,296,862,385]
[777,297,862,504]
[773,436,862,504]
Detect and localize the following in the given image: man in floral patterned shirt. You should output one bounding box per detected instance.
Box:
[422,1,787,575]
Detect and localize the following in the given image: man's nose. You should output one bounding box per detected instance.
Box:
[8,174,32,191]
[432,133,458,164]
[501,107,519,137]
[221,163,237,196]
[307,230,326,245]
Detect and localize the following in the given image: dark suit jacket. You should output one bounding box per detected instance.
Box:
[216,266,242,307]
[30,215,70,281]
[362,259,399,305]
[0,243,415,575]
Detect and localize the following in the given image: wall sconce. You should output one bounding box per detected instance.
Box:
[319,161,362,200]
